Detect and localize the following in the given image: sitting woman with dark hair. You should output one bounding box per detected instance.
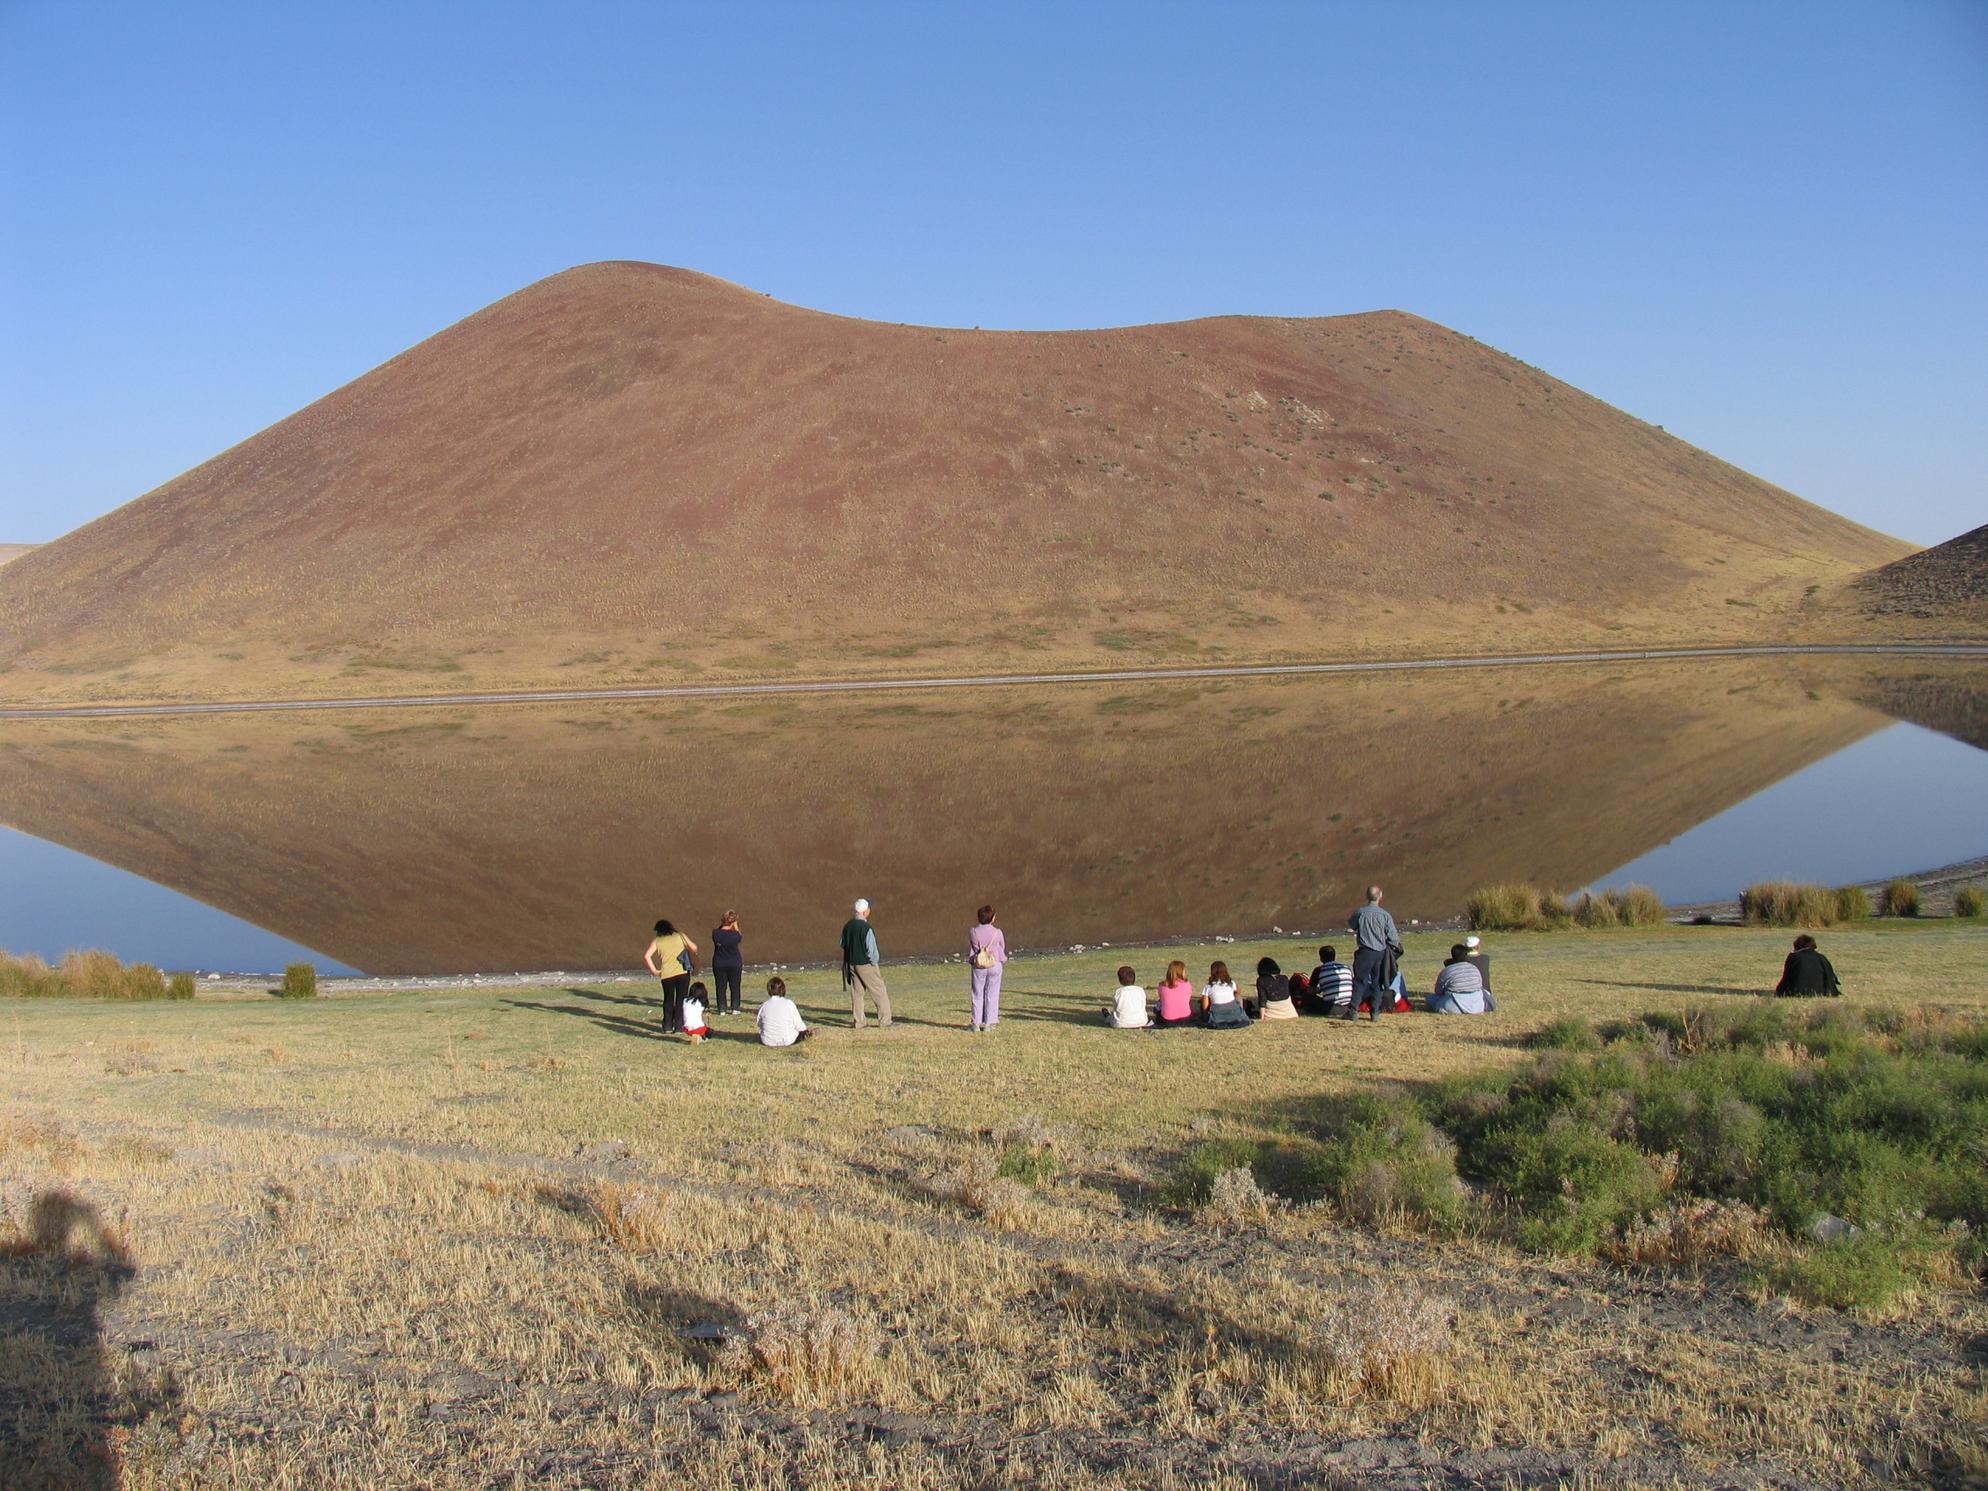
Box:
[1254,956,1297,1020]
[1774,934,1842,998]
[1200,961,1251,1029]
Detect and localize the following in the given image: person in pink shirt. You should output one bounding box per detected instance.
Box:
[967,904,1008,1031]
[1154,959,1196,1028]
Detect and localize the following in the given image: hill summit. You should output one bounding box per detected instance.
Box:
[0,262,1912,704]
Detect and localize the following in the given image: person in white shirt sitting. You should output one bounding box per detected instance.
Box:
[1102,965,1151,1028]
[1200,961,1251,1029]
[756,976,812,1047]
[680,982,712,1043]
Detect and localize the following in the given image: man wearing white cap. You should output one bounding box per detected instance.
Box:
[839,898,893,1029]
[1463,935,1497,1011]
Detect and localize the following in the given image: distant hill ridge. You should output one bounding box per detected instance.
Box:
[0,545,37,568]
[0,261,1915,704]
[1851,523,1988,627]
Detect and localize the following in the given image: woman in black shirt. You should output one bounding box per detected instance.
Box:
[1774,934,1841,998]
[710,911,745,1015]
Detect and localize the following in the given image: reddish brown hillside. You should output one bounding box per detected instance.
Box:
[0,262,1911,704]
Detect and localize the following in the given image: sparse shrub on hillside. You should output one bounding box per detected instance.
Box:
[278,962,318,999]
[1739,881,1838,928]
[1571,892,1621,929]
[1881,878,1920,918]
[1954,886,1987,919]
[166,971,196,1000]
[1834,885,1873,922]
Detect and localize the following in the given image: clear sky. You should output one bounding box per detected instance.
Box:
[3,0,1983,547]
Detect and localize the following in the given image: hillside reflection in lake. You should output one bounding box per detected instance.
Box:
[0,657,1981,974]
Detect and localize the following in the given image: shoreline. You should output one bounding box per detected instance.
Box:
[3,640,1984,720]
[175,850,1988,995]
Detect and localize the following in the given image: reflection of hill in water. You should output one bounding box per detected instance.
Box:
[0,660,1969,974]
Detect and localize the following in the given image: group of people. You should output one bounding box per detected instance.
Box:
[639,884,1852,1047]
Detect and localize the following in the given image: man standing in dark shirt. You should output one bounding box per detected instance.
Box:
[1348,885,1402,1022]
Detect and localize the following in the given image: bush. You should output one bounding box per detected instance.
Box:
[278,962,318,999]
[1571,891,1620,929]
[1427,1002,1988,1306]
[1739,881,1839,928]
[1881,878,1920,917]
[1952,886,1986,919]
[1534,1016,1600,1052]
[0,952,66,999]
[1466,883,1544,932]
[1539,889,1569,923]
[166,972,196,1000]
[1301,1091,1467,1231]
[1834,884,1873,921]
[1605,884,1668,928]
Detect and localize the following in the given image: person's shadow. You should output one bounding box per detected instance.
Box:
[1,1190,170,1491]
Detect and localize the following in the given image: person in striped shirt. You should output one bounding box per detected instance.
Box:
[1303,945,1355,1015]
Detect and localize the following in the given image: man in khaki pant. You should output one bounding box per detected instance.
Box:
[839,898,892,1029]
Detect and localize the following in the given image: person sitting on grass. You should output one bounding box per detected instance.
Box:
[1254,956,1297,1020]
[1774,934,1842,998]
[680,981,712,1042]
[1154,960,1196,1028]
[1301,945,1354,1016]
[756,976,812,1046]
[1463,934,1495,1008]
[1425,945,1487,1014]
[1200,961,1250,1029]
[1103,965,1151,1028]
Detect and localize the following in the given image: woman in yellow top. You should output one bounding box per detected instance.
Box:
[642,918,700,1034]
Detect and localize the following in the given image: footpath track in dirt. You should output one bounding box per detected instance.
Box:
[3,642,1984,720]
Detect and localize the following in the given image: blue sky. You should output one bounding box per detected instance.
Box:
[3,0,1983,547]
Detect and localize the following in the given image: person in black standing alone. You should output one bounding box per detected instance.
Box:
[1774,934,1842,997]
[710,911,745,1016]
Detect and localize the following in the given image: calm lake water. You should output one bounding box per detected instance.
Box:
[1,657,1982,974]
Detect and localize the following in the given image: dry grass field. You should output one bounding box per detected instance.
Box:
[0,262,1911,708]
[6,922,1985,1490]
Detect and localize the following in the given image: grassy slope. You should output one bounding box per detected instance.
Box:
[0,262,1910,707]
[5,922,1984,1489]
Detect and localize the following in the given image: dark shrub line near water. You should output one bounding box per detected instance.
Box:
[1177,1002,1987,1309]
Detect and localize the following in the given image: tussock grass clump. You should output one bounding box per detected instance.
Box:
[1466,882,1546,931]
[723,1302,883,1405]
[1955,886,1987,919]
[1834,884,1873,921]
[279,962,318,999]
[166,971,196,1000]
[1881,878,1920,917]
[1602,1198,1770,1266]
[1606,884,1668,927]
[1571,891,1620,929]
[0,951,67,998]
[2,949,172,999]
[1739,881,1839,928]
[1429,1004,1988,1304]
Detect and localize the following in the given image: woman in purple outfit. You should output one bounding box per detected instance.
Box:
[967,904,1008,1031]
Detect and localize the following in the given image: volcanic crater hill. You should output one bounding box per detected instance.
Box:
[0,261,1911,705]
[1842,522,1988,636]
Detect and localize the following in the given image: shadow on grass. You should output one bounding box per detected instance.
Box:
[622,1281,751,1367]
[0,1191,168,1491]
[502,997,670,1041]
[1574,978,1759,997]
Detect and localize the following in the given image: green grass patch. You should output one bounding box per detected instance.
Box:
[1426,1002,1988,1305]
